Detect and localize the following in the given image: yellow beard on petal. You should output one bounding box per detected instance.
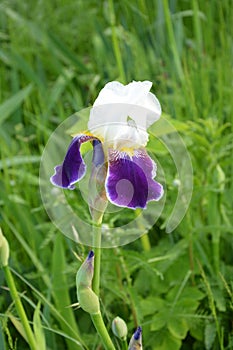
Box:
[71,130,94,138]
[118,147,135,157]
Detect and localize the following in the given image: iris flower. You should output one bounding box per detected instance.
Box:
[50,81,163,209]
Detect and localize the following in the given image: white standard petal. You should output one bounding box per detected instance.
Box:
[89,123,149,150]
[93,80,152,106]
[132,92,162,128]
[88,80,161,148]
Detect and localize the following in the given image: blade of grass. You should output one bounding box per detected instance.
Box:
[4,7,89,73]
[162,0,184,80]
[52,234,83,350]
[108,0,126,83]
[0,49,45,89]
[9,268,87,349]
[192,0,203,53]
[0,84,33,126]
[3,216,51,289]
[0,155,41,170]
[33,303,46,350]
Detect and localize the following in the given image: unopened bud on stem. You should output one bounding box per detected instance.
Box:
[76,250,94,288]
[112,316,128,340]
[0,228,9,267]
[76,251,100,314]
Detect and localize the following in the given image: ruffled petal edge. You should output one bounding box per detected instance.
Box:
[105,148,163,209]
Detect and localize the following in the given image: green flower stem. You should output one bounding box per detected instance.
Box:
[108,0,126,84]
[3,265,37,350]
[92,223,102,296]
[91,222,116,350]
[140,233,151,251]
[91,313,116,350]
[122,339,128,350]
[136,209,151,252]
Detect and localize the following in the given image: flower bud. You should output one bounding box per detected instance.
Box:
[0,228,9,267]
[112,316,128,340]
[76,251,100,314]
[77,286,100,314]
[128,326,143,350]
[76,251,94,288]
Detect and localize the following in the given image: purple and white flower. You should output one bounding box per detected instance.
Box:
[50,81,163,209]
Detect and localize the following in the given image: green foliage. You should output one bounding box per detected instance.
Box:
[0,0,233,349]
[33,303,46,350]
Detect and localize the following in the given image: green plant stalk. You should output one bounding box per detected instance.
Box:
[208,189,221,274]
[212,231,220,275]
[136,209,151,252]
[108,0,126,84]
[186,211,195,285]
[192,0,203,53]
[212,193,221,275]
[162,0,183,80]
[122,338,128,350]
[140,234,151,251]
[91,313,116,350]
[139,0,147,15]
[92,223,102,296]
[91,222,116,350]
[3,266,37,350]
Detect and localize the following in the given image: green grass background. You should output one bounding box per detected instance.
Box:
[0,0,232,349]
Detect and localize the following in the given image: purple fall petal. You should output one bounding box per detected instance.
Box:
[105,149,163,209]
[50,134,96,189]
